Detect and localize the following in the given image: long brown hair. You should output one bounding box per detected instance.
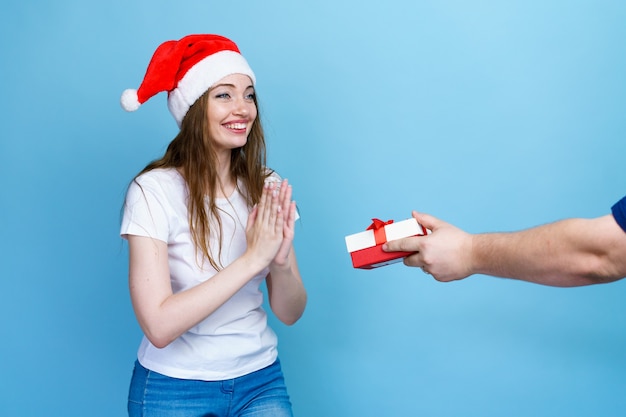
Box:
[134,88,269,270]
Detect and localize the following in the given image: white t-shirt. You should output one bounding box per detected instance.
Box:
[120,168,281,381]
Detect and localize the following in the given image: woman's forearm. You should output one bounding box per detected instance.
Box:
[266,249,307,325]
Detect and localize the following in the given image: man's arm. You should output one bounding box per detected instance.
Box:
[383,211,626,287]
[470,215,626,286]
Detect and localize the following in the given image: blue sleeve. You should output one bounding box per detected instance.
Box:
[611,195,626,233]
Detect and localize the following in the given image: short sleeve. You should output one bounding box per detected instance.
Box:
[264,169,282,185]
[611,195,626,233]
[120,176,170,242]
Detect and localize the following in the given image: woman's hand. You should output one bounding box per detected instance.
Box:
[261,179,306,325]
[271,179,296,267]
[245,181,286,268]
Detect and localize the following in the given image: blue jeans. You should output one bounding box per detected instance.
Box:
[128,359,293,417]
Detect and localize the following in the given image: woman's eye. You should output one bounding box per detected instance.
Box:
[245,92,256,101]
[215,93,230,99]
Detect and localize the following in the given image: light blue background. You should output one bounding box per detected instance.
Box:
[2,1,625,416]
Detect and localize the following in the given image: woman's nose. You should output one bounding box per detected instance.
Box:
[233,98,250,116]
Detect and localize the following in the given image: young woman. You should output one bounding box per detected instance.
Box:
[120,34,307,417]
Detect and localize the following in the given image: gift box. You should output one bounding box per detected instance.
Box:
[345,218,430,269]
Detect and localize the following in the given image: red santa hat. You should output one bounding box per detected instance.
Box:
[120,34,256,127]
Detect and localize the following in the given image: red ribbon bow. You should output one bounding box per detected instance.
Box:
[366,218,394,245]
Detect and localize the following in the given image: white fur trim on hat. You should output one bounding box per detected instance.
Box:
[167,50,255,127]
[120,89,141,112]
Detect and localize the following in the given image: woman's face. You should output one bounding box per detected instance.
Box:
[206,73,257,153]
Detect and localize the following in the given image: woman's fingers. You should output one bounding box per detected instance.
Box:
[256,182,269,223]
[281,181,292,218]
[256,181,283,234]
[246,179,299,266]
[286,200,296,232]
[246,183,284,266]
[246,204,258,232]
[270,183,284,235]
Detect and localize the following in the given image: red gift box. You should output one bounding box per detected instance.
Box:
[345,218,430,269]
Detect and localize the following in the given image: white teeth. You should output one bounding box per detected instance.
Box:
[225,123,246,129]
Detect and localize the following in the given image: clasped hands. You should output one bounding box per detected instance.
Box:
[245,179,296,268]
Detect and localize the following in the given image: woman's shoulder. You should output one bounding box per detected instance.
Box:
[134,168,184,188]
[128,168,186,201]
[135,167,181,182]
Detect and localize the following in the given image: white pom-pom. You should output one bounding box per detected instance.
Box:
[120,89,141,112]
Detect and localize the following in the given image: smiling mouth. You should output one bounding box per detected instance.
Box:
[223,122,247,130]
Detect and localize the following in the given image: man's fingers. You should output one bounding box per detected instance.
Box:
[412,211,441,231]
[402,253,422,267]
[383,236,421,253]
